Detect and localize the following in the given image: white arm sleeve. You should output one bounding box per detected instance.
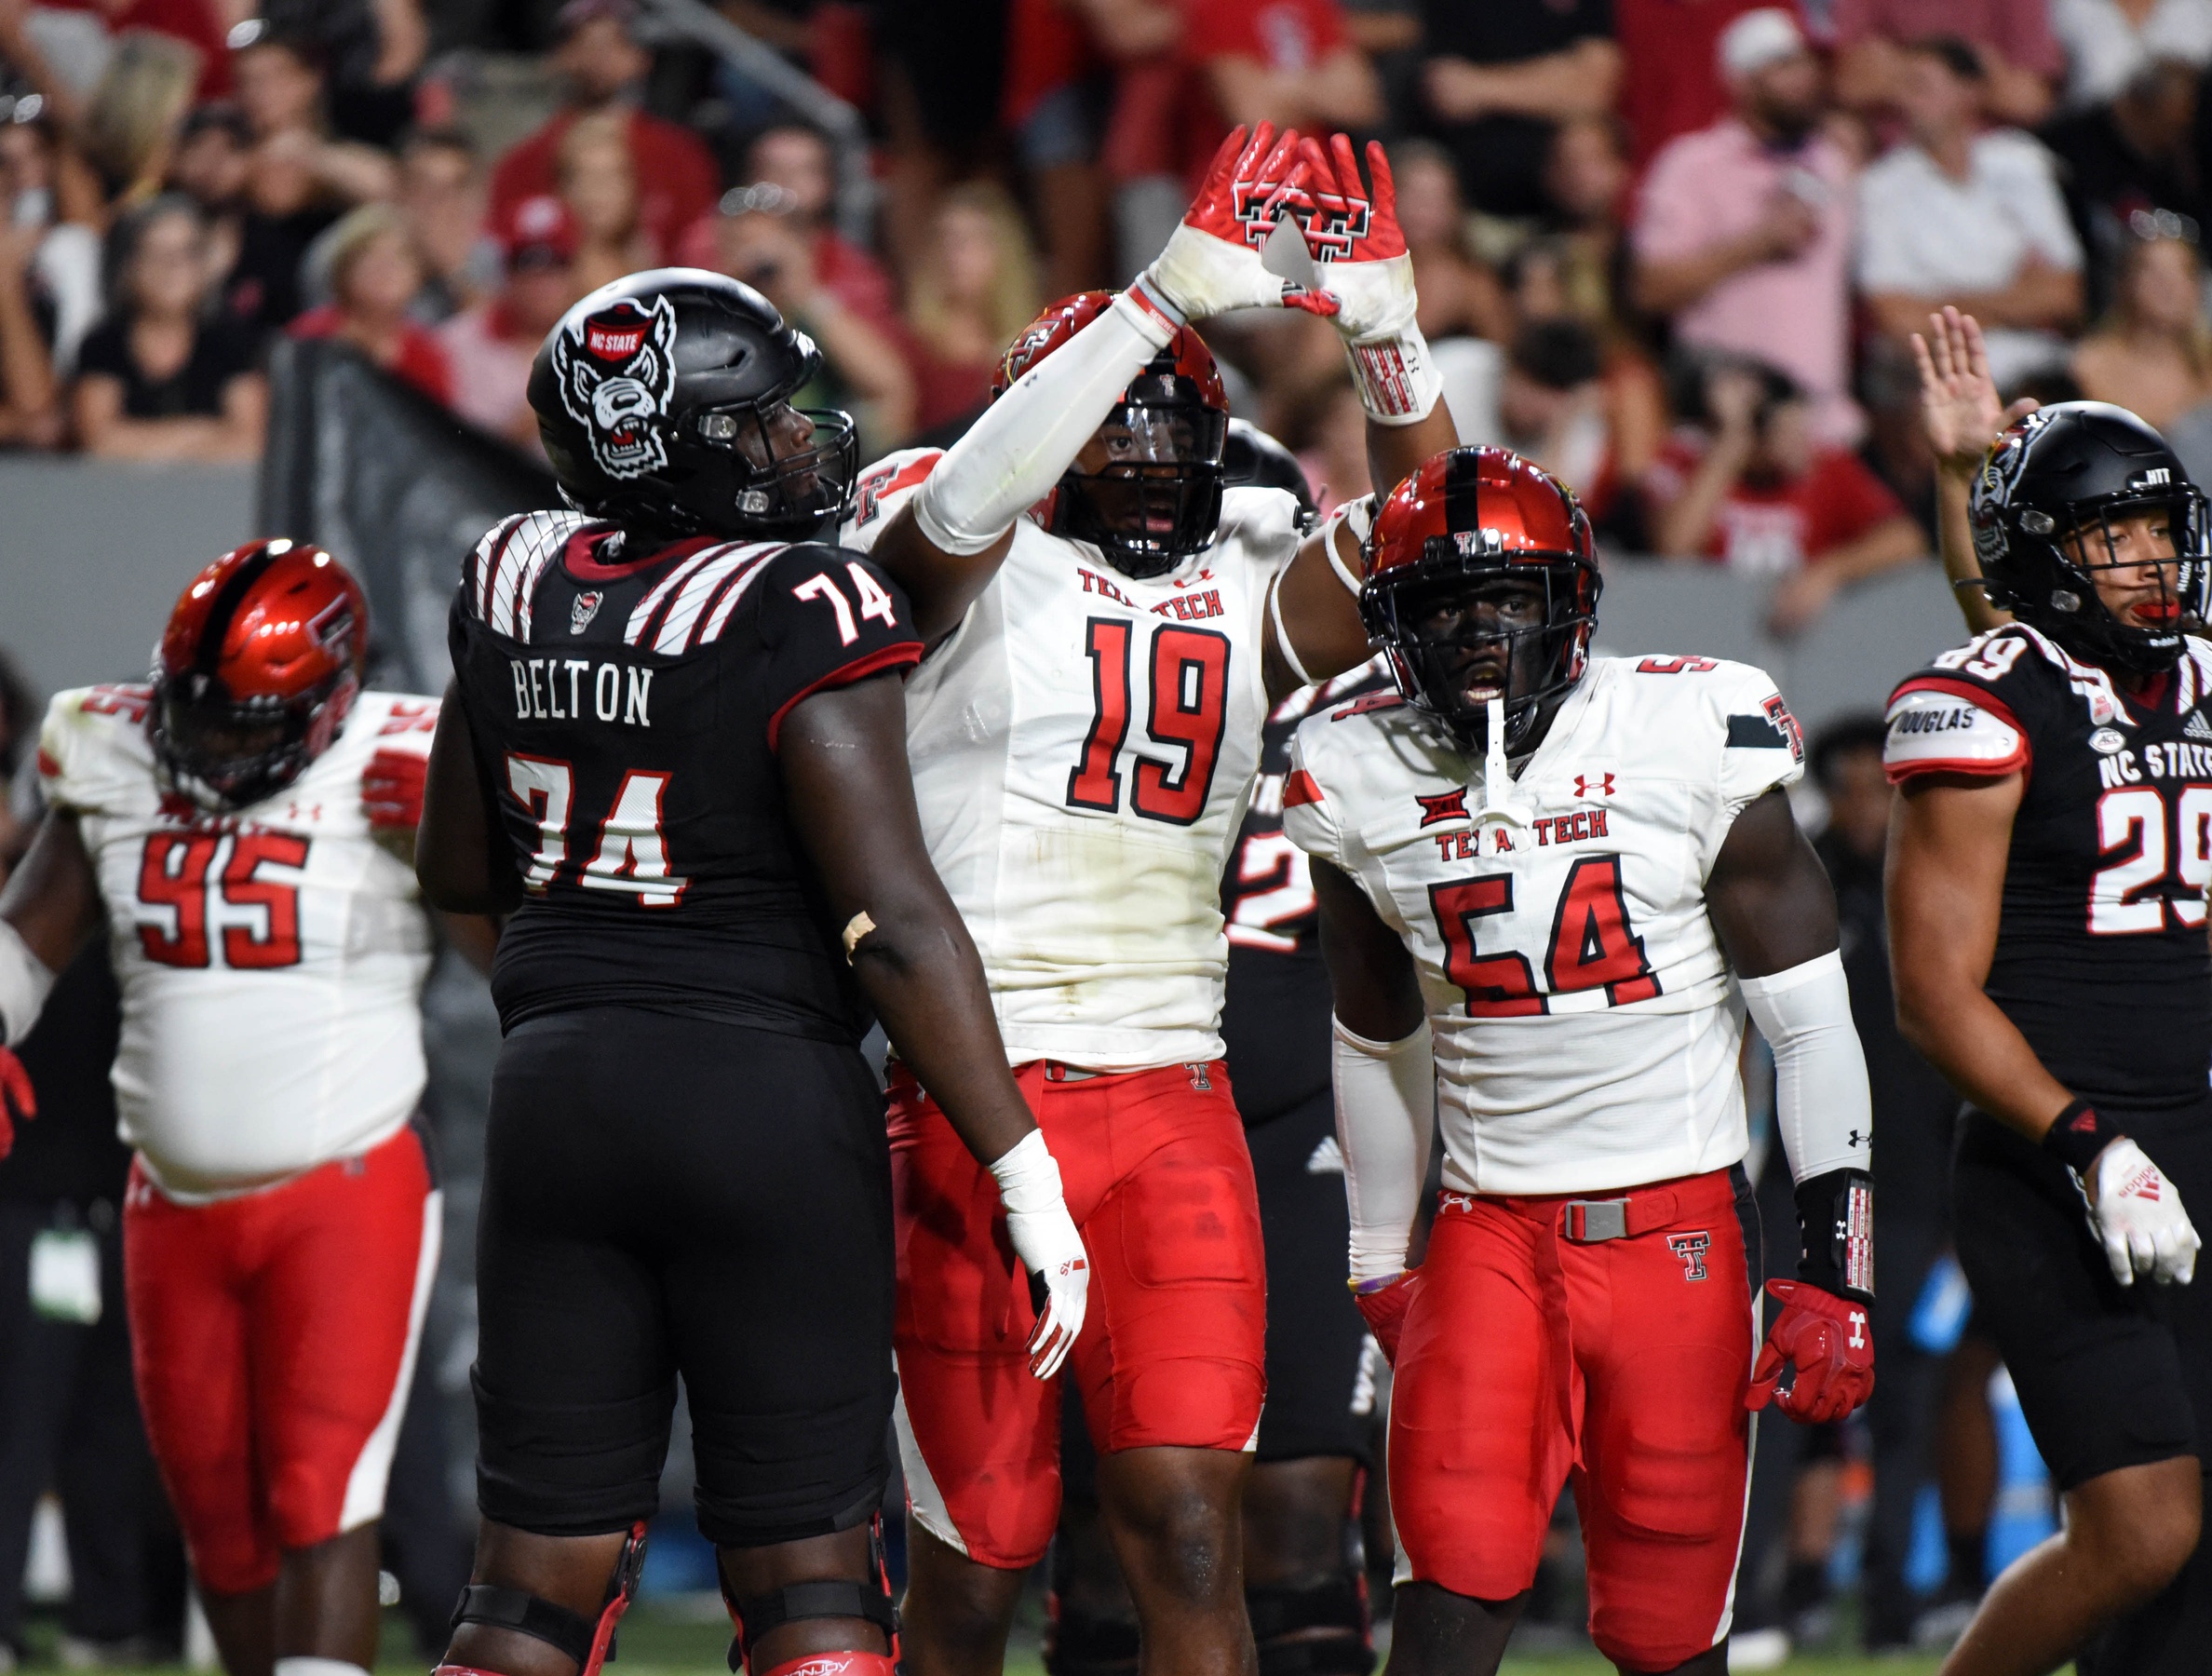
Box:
[910,291,1177,556]
[1740,950,1872,1183]
[0,921,55,1047]
[1332,1015,1435,1282]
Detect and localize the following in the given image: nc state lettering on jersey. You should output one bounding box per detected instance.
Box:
[2098,739,2212,787]
[509,657,653,726]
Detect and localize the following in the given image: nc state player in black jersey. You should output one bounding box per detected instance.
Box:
[1891,309,2212,1675]
[412,271,1090,1676]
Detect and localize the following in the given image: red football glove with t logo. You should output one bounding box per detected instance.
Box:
[1747,1278,1875,1424]
[0,1045,36,1161]
[1352,1268,1422,1366]
[1294,134,1438,422]
[363,749,428,834]
[1131,122,1338,327]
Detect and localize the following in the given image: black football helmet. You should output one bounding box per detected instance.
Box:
[1972,401,2211,674]
[528,267,858,541]
[1223,418,1316,532]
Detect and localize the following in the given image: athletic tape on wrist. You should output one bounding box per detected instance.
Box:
[2043,1098,2124,1176]
[987,1128,1066,1216]
[1347,326,1442,426]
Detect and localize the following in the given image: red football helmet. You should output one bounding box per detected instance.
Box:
[995,291,1231,579]
[151,539,368,809]
[1361,447,1599,752]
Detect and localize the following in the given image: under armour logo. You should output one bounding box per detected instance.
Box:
[1848,1129,1868,1149]
[1669,1232,1711,1281]
[1849,1308,1868,1349]
[1416,788,1469,828]
[1573,774,1616,799]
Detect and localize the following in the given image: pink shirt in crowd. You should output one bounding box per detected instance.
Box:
[1633,117,1859,444]
[437,304,539,445]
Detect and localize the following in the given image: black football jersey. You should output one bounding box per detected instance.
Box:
[449,510,923,1039]
[1886,624,2212,1110]
[1219,659,1395,1124]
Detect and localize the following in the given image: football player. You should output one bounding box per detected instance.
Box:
[839,126,1458,1676]
[1283,447,1877,1676]
[1891,309,2212,1676]
[0,542,450,1676]
[412,270,1088,1676]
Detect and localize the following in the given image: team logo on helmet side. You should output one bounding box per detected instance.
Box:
[554,294,680,480]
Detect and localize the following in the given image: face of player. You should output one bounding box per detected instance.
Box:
[1416,573,1551,710]
[1073,409,1207,539]
[2063,509,2186,629]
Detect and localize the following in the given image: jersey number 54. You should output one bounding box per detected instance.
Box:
[1429,857,1660,1016]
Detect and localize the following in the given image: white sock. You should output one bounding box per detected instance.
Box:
[275,1657,372,1676]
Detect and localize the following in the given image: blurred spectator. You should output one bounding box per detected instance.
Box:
[2043,58,2207,310]
[1830,0,2062,128]
[0,0,230,127]
[558,111,651,295]
[75,27,198,201]
[1496,318,1617,519]
[436,194,580,452]
[1001,0,1113,297]
[1391,140,1512,342]
[1856,338,1938,543]
[1289,372,1370,518]
[708,186,915,452]
[1507,236,1670,511]
[732,124,896,331]
[233,23,398,209]
[1641,358,1922,634]
[72,194,264,461]
[397,128,490,325]
[2050,0,2212,112]
[251,0,428,150]
[1612,0,1777,169]
[1855,37,2082,387]
[1182,0,1383,144]
[286,203,452,404]
[1632,8,1860,443]
[0,108,101,377]
[901,182,1042,434]
[163,101,259,327]
[2072,225,2212,427]
[1416,0,1620,220]
[487,0,719,269]
[0,217,60,446]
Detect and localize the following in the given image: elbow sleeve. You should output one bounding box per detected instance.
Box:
[1332,1015,1435,1282]
[1741,950,1872,1184]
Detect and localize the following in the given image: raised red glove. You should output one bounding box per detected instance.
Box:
[1132,122,1338,324]
[0,1045,36,1161]
[1297,133,1409,268]
[1747,1278,1875,1424]
[1352,1269,1421,1365]
[363,748,427,834]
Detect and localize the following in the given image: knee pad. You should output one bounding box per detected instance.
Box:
[722,1520,897,1675]
[449,1521,647,1676]
[1041,1600,1140,1676]
[1247,1575,1375,1676]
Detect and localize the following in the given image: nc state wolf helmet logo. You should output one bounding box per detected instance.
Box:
[554,294,680,480]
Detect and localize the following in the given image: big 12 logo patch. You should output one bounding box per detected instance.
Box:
[554,294,679,479]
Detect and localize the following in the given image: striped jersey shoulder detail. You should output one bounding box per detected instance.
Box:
[471,510,590,637]
[625,542,787,653]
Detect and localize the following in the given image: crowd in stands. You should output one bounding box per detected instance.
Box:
[2,0,2212,628]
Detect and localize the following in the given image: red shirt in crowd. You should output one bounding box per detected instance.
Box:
[43,0,231,98]
[1644,433,1907,573]
[1612,0,1790,170]
[489,109,721,266]
[286,305,454,407]
[1001,0,1101,129]
[1827,0,2063,79]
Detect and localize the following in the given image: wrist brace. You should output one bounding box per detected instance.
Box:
[2043,1098,2124,1175]
[1346,326,1443,426]
[1332,1016,1434,1282]
[1795,1168,1875,1303]
[0,922,53,1047]
[910,291,1175,556]
[1740,950,1871,1183]
[986,1128,1066,1216]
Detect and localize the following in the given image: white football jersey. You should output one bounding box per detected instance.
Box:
[842,449,1304,1070]
[38,685,438,1200]
[1284,656,1805,1196]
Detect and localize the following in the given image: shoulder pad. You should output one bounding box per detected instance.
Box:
[465,508,594,637]
[845,449,945,540]
[39,684,153,810]
[1331,690,1404,722]
[1883,680,2030,782]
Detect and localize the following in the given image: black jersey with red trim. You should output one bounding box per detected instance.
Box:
[450,509,923,1038]
[1220,660,1395,1124]
[1884,624,2212,1109]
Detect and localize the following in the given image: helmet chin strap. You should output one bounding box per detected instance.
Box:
[1470,696,1534,854]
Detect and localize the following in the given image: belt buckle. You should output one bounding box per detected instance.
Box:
[1563,1198,1629,1242]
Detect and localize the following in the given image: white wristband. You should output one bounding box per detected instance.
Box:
[1740,950,1872,1183]
[1347,325,1442,426]
[0,920,55,1047]
[987,1128,1066,1215]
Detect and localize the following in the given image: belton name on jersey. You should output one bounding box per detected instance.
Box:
[843,448,1305,1070]
[37,683,437,1198]
[1284,653,1807,1195]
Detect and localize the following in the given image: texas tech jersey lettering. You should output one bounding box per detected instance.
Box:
[1886,624,2212,1105]
[1285,656,1804,1196]
[451,510,921,1037]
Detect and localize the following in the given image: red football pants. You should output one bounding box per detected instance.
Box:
[124,1124,440,1595]
[1391,1169,1757,1672]
[889,1061,1267,1569]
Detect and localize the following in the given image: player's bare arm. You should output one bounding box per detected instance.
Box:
[869,122,1331,644]
[1914,307,2033,635]
[1703,788,1839,976]
[417,687,524,916]
[0,806,101,1156]
[1313,855,1423,1040]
